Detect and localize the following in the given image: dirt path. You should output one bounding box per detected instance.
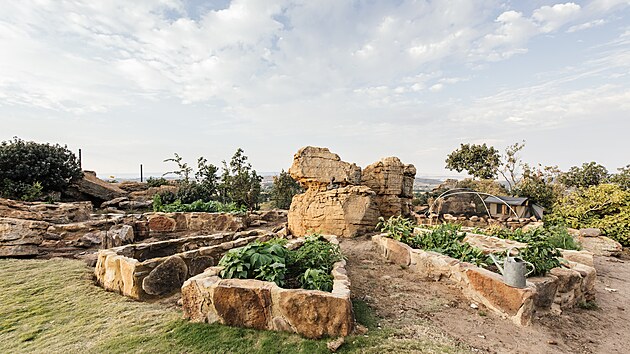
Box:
[341,236,630,354]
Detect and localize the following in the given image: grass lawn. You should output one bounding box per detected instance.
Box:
[0,258,463,353]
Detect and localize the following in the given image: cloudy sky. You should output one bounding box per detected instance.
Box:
[1,0,629,178]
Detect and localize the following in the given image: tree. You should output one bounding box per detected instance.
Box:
[513,164,564,210]
[270,170,303,209]
[445,143,501,180]
[498,141,525,192]
[559,161,609,188]
[0,137,82,200]
[608,165,630,190]
[219,148,262,210]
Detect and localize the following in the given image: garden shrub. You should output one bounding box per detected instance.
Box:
[0,137,82,200]
[550,183,630,246]
[218,235,344,292]
[152,195,246,213]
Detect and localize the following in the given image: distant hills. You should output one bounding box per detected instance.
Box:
[97,171,450,192]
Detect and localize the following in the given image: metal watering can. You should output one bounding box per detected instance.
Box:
[489,248,535,288]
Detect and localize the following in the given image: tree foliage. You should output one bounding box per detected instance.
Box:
[559,161,609,188]
[445,143,501,180]
[219,148,262,211]
[0,137,82,200]
[513,164,563,210]
[550,183,630,246]
[498,141,525,192]
[270,170,303,209]
[609,164,630,191]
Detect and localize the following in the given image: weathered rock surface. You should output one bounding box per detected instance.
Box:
[288,186,380,237]
[278,288,354,338]
[579,228,601,237]
[362,157,416,217]
[213,279,274,330]
[0,198,91,224]
[128,185,178,202]
[103,224,135,248]
[142,255,189,296]
[575,234,623,257]
[0,217,49,256]
[72,171,127,202]
[289,146,361,190]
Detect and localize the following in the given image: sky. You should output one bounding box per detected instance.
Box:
[1,0,629,179]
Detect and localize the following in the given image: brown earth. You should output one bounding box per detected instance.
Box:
[341,236,630,354]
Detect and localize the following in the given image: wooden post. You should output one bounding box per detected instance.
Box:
[140,164,143,182]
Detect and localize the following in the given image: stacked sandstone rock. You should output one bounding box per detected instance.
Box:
[287,146,416,237]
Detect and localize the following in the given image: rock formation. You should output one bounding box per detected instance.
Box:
[362,157,416,218]
[287,146,416,237]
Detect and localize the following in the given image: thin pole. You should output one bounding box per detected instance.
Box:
[140,164,143,182]
[78,149,82,169]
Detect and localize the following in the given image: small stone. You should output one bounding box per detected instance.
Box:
[548,340,558,345]
[354,324,368,335]
[470,303,479,309]
[327,337,345,352]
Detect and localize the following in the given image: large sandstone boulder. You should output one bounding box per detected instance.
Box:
[71,171,127,203]
[0,217,49,256]
[288,146,361,190]
[142,255,189,296]
[362,157,416,217]
[288,186,380,237]
[575,234,622,257]
[0,198,92,224]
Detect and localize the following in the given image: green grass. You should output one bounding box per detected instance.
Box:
[0,258,465,353]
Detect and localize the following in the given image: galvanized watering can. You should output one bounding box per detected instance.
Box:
[489,248,535,288]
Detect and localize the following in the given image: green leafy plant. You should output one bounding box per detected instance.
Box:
[152,195,246,213]
[300,268,334,292]
[376,215,415,244]
[219,239,289,286]
[484,226,563,276]
[218,235,343,292]
[410,224,490,267]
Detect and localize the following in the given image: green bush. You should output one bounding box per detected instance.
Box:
[550,183,630,246]
[0,137,82,200]
[152,195,246,213]
[146,177,170,188]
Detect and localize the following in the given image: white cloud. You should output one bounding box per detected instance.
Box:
[567,19,607,32]
[532,2,581,33]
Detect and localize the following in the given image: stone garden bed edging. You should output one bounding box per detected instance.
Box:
[181,235,354,339]
[372,234,597,326]
[95,230,274,300]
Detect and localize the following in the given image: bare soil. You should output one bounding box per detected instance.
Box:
[341,236,630,354]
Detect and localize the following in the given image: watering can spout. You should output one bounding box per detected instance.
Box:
[489,253,504,275]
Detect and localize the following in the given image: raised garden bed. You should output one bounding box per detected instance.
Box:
[373,232,596,325]
[180,235,353,338]
[94,229,274,300]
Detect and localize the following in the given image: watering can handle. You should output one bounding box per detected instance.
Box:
[489,253,504,275]
[524,261,535,277]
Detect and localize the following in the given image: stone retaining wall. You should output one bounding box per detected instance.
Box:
[181,236,353,338]
[95,230,274,300]
[373,234,596,326]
